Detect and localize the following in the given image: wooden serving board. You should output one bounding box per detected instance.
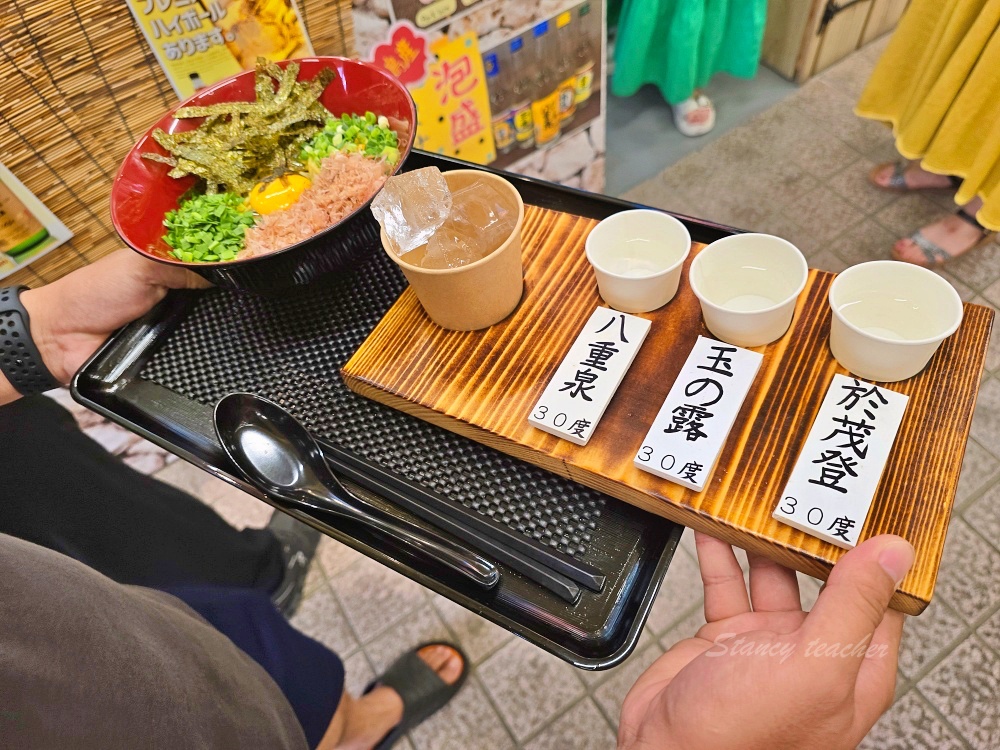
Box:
[342,206,994,614]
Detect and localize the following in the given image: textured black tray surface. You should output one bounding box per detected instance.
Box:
[142,221,605,559]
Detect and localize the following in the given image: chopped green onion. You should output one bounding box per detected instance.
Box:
[163,192,255,263]
[299,111,401,167]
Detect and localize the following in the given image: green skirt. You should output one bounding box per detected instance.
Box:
[611,0,768,104]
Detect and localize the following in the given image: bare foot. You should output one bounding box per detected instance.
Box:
[325,645,464,750]
[870,161,953,191]
[893,213,987,266]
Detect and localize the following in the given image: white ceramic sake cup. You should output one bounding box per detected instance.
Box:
[585,209,692,314]
[828,260,963,382]
[688,233,808,348]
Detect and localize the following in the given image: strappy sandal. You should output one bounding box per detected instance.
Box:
[869,161,961,193]
[892,208,997,267]
[364,642,469,749]
[672,92,716,137]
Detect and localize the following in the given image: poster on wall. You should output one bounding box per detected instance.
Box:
[365,1,600,170]
[370,23,495,162]
[0,164,73,281]
[356,0,606,191]
[127,0,314,100]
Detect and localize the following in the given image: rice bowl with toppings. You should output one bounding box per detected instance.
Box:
[112,56,416,293]
[126,57,413,266]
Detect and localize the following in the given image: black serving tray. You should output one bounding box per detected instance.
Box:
[73,152,738,669]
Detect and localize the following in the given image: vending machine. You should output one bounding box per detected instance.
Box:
[351,0,606,192]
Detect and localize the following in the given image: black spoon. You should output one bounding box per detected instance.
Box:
[213,393,500,590]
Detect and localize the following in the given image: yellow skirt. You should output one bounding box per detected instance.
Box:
[856,0,1000,230]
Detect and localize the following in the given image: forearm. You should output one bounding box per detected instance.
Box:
[0,250,207,408]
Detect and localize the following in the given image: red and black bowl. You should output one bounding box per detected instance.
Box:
[111,57,416,295]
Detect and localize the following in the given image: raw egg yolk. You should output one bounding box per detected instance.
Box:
[248,174,312,215]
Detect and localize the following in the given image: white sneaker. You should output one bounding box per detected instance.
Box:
[671,93,716,137]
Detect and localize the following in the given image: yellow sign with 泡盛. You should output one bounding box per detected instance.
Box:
[127,0,314,100]
[410,32,496,165]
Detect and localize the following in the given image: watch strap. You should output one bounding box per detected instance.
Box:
[0,286,62,395]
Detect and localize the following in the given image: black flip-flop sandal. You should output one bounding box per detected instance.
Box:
[364,641,469,750]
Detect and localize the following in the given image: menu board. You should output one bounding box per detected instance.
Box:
[127,0,314,99]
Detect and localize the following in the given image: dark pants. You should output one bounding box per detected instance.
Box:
[0,395,284,592]
[168,586,345,749]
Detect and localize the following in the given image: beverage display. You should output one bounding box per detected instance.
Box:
[508,37,535,149]
[573,3,596,107]
[554,11,577,125]
[530,21,561,148]
[483,52,515,155]
[478,0,602,168]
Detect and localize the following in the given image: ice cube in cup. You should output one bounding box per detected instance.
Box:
[420,216,481,269]
[406,179,517,269]
[378,169,525,330]
[370,167,452,255]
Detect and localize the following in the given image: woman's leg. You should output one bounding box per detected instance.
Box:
[893,196,990,265]
[870,160,955,190]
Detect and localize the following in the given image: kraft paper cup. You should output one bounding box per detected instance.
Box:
[585,209,692,313]
[380,170,525,331]
[829,260,963,382]
[689,233,808,348]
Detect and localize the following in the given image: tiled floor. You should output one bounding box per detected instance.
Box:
[52,36,999,749]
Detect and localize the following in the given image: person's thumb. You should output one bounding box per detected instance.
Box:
[803,535,913,673]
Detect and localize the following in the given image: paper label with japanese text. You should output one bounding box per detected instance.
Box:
[529,308,651,446]
[773,375,908,549]
[634,337,762,492]
[127,0,313,100]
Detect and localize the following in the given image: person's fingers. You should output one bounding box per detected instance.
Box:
[178,269,213,290]
[854,609,905,723]
[695,532,751,622]
[747,552,802,613]
[148,258,213,290]
[121,246,211,290]
[804,535,913,676]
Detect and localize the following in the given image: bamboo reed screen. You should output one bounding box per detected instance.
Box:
[0,0,355,286]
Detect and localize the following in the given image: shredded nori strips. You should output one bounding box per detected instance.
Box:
[143,58,335,195]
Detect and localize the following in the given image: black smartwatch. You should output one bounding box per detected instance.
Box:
[0,286,62,395]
